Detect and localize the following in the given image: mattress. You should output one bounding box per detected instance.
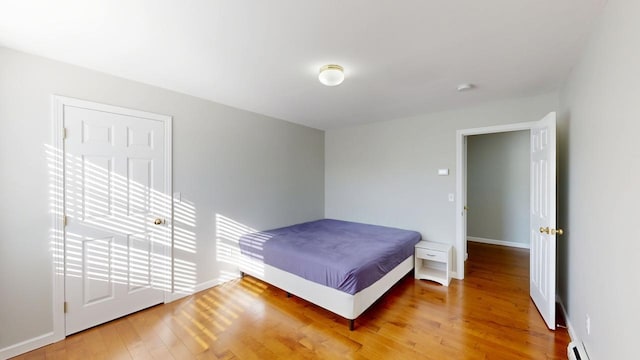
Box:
[238,219,421,294]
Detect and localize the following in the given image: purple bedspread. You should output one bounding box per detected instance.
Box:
[238,219,421,294]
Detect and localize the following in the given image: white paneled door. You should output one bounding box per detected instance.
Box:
[530,112,557,330]
[62,98,172,335]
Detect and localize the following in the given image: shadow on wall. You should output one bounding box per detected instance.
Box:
[215,214,271,281]
[46,144,197,294]
[47,142,280,302]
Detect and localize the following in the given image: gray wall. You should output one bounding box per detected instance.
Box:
[0,46,324,350]
[467,131,530,246]
[325,92,557,272]
[558,0,640,358]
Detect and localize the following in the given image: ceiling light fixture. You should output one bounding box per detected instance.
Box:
[318,64,344,86]
[457,83,475,92]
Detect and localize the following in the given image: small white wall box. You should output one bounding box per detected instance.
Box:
[438,169,449,176]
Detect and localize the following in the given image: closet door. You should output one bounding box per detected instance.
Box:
[61,98,172,335]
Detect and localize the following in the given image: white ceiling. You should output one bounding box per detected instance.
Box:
[0,0,606,130]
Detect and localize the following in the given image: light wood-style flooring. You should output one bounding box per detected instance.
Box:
[14,242,569,359]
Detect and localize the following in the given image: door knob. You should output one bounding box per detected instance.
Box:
[153,218,165,225]
[539,227,564,235]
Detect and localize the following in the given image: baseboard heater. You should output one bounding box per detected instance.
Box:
[567,341,590,360]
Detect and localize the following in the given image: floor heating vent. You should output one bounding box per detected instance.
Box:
[567,341,589,360]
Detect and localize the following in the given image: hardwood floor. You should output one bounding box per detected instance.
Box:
[14,242,570,359]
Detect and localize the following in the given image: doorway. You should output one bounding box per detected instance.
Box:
[466,130,530,251]
[455,113,559,330]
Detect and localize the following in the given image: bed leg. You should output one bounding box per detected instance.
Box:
[240,271,245,278]
[286,292,292,298]
[349,319,355,331]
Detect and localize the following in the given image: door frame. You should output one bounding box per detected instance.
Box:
[454,121,538,278]
[50,95,173,341]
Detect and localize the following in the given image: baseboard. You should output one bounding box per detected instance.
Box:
[557,295,578,342]
[165,278,226,303]
[467,236,530,249]
[0,331,56,360]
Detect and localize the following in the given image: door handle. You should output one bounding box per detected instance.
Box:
[153,218,165,225]
[539,227,564,235]
[551,228,564,236]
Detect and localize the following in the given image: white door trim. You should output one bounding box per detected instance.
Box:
[454,120,537,279]
[50,95,173,342]
[51,96,66,343]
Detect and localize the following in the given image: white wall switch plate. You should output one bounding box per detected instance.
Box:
[438,169,449,176]
[448,193,455,202]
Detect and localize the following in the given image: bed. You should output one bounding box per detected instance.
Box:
[237,219,421,330]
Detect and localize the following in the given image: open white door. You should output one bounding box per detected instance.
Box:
[462,137,468,262]
[530,112,559,330]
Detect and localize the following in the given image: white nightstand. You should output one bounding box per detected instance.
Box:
[414,241,452,286]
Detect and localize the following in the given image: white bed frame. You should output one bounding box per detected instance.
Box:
[238,254,414,330]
